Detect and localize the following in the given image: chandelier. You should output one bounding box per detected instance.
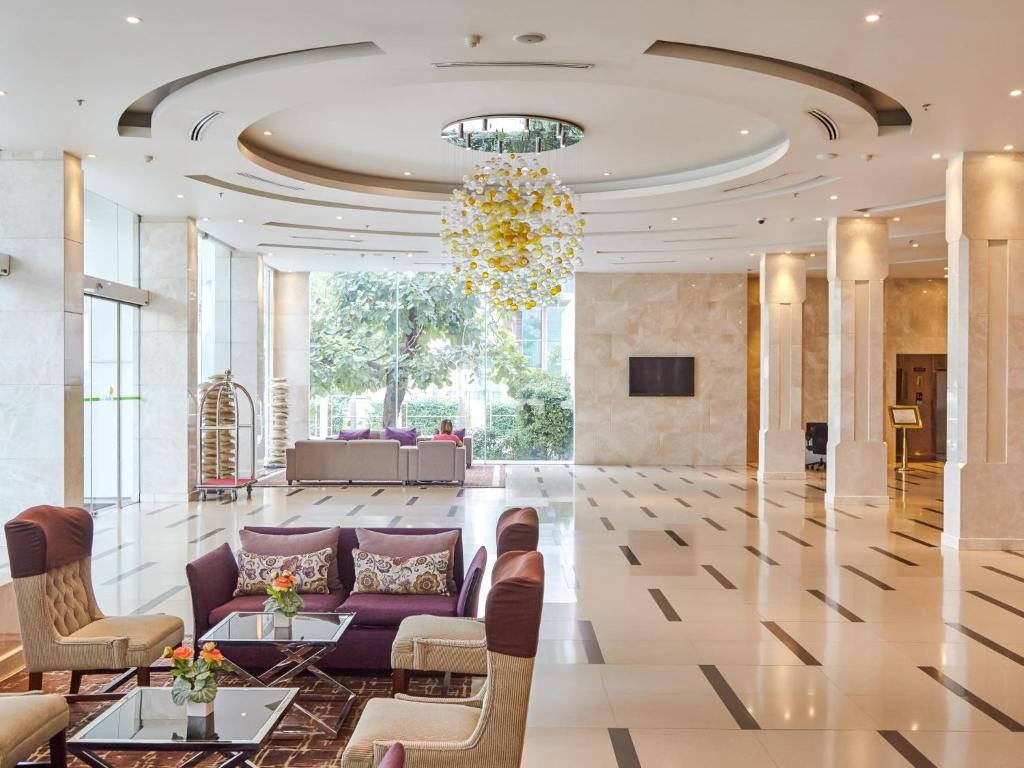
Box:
[441,153,584,311]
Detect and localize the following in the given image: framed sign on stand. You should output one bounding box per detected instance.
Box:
[888,404,923,474]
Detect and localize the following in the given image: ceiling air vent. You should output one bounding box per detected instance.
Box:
[807,109,840,141]
[236,172,305,192]
[432,61,593,70]
[721,172,796,194]
[189,111,222,141]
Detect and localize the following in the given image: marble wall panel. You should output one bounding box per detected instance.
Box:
[575,273,747,466]
[0,153,83,525]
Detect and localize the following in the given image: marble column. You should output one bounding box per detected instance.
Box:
[825,217,889,505]
[758,252,807,480]
[139,218,198,501]
[0,151,84,523]
[272,270,309,448]
[943,152,1024,549]
[229,252,264,473]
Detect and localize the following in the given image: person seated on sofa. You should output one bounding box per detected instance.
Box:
[432,419,463,447]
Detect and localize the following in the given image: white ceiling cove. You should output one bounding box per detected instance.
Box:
[2,0,1019,276]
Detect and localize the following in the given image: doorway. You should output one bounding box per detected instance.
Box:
[83,296,141,510]
[895,353,947,461]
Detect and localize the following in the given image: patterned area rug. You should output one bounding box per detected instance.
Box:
[253,465,505,488]
[464,464,506,488]
[1,667,470,766]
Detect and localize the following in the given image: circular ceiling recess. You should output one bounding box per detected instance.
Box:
[440,115,583,153]
[241,80,784,188]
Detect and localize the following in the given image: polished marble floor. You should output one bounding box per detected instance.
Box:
[8,462,1024,767]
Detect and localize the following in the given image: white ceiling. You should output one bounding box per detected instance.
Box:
[2,0,1019,277]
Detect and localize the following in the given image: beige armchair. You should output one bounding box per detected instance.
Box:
[390,508,540,694]
[413,441,466,484]
[0,692,68,768]
[4,506,184,693]
[343,550,544,768]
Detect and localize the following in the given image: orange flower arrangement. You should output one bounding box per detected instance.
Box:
[163,642,231,705]
[265,569,304,616]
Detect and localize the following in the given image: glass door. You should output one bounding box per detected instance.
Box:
[84,296,140,510]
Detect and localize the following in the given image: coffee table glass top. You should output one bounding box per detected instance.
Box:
[201,612,355,645]
[70,687,297,747]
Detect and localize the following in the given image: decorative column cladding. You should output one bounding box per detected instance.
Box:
[825,217,889,505]
[272,270,309,448]
[758,252,807,480]
[943,152,1024,549]
[230,251,264,474]
[139,218,199,501]
[0,151,84,522]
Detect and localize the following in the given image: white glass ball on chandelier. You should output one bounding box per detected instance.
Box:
[440,153,584,311]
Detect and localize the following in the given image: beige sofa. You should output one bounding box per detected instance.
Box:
[285,439,465,485]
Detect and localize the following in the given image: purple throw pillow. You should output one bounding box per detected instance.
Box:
[383,427,419,446]
[339,428,371,441]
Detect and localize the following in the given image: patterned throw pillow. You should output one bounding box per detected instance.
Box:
[233,548,333,596]
[351,548,451,596]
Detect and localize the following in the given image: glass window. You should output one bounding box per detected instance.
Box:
[198,236,233,382]
[308,272,574,461]
[84,191,139,286]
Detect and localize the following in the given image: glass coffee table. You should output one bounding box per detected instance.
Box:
[69,686,297,768]
[200,612,356,739]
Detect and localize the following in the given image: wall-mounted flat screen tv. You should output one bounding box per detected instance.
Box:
[628,357,695,397]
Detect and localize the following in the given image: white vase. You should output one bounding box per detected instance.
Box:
[186,699,215,718]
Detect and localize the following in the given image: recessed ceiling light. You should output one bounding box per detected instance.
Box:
[670,216,678,221]
[893,216,901,222]
[829,195,839,200]
[268,252,273,257]
[748,252,757,257]
[0,91,7,96]
[336,215,343,220]
[402,171,412,176]
[863,212,871,217]
[864,13,881,22]
[86,153,97,159]
[513,32,547,44]
[349,234,356,238]
[739,129,750,135]
[125,16,142,24]
[263,130,273,136]
[910,240,920,248]
[602,171,612,176]
[1005,144,1015,151]
[176,194,184,199]
[202,217,209,221]
[815,217,823,222]
[931,153,942,159]
[237,218,244,223]
[406,252,414,258]
[785,250,792,254]
[1011,89,1023,97]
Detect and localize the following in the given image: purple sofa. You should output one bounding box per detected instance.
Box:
[186,526,487,671]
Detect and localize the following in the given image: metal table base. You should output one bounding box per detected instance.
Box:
[224,643,355,739]
[71,747,260,768]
